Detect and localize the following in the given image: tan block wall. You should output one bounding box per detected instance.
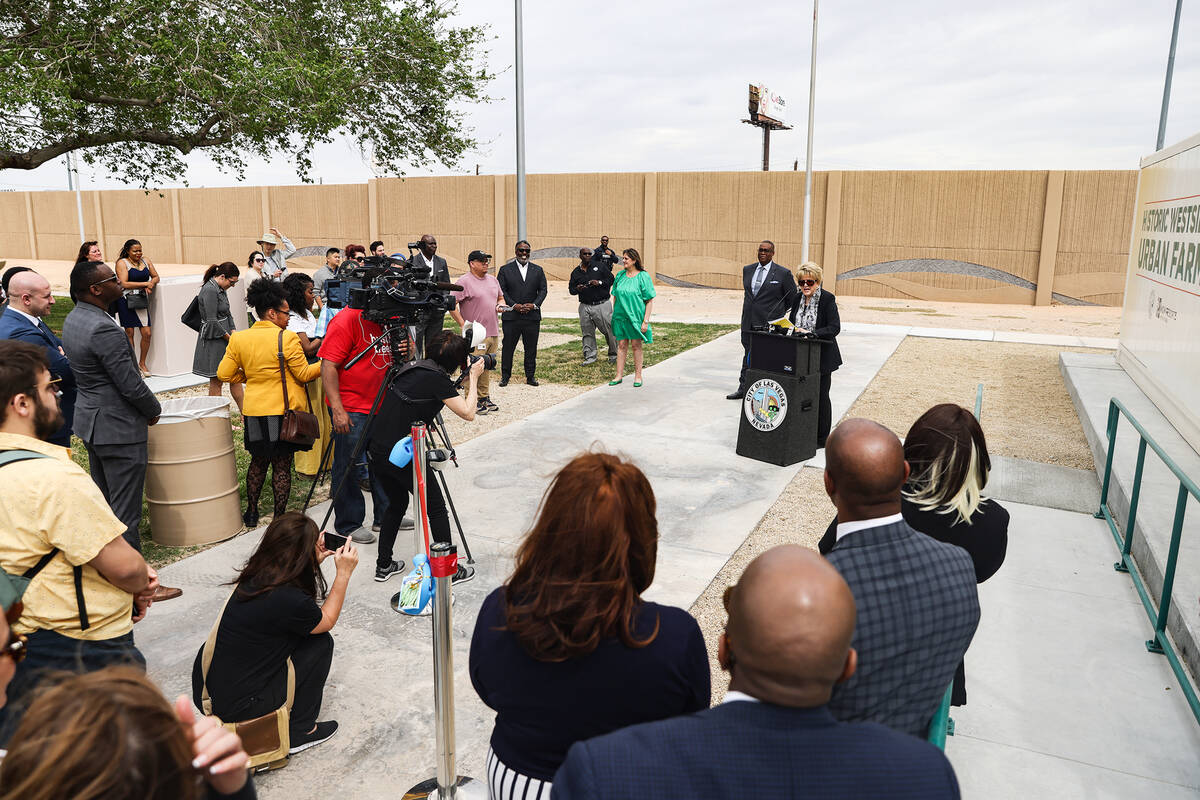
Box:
[1,169,1137,305]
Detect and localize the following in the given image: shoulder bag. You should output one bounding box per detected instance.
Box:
[181,295,203,332]
[199,591,294,772]
[123,288,149,310]
[277,330,319,448]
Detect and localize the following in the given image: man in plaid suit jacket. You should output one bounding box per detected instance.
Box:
[823,418,980,737]
[552,545,960,799]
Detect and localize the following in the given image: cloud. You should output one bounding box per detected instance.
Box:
[3,0,1197,190]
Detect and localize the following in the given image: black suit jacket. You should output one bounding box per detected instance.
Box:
[787,288,843,373]
[497,260,548,322]
[553,701,960,799]
[740,261,797,333]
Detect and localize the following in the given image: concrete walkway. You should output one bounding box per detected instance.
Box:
[947,501,1200,798]
[139,326,905,795]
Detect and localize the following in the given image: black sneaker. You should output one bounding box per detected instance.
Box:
[375,560,404,582]
[483,398,499,412]
[475,400,490,416]
[289,720,338,754]
[451,564,475,585]
[400,516,415,530]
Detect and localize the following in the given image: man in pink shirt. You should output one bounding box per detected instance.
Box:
[455,250,503,414]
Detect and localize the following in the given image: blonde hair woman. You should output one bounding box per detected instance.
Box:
[786,262,841,446]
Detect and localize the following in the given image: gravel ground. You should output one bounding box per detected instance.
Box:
[686,335,1103,701]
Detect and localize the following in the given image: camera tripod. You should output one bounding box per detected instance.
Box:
[300,323,475,565]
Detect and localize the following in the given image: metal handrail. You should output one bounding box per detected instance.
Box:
[926,383,984,749]
[1095,397,1200,724]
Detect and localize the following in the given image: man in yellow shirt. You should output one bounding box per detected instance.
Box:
[0,341,157,742]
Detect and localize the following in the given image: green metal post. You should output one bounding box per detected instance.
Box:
[1147,485,1189,654]
[1096,401,1119,520]
[1114,439,1148,572]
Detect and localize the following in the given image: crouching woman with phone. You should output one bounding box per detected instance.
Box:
[192,512,358,757]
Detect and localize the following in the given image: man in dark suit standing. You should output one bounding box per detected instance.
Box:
[61,262,179,601]
[411,234,454,355]
[822,418,979,736]
[0,271,76,447]
[497,240,548,387]
[553,544,960,799]
[727,240,797,399]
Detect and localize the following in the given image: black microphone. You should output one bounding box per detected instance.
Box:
[433,282,464,292]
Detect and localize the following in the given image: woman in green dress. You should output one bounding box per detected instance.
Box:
[609,248,656,387]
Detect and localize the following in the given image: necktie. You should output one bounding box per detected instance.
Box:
[752,264,768,294]
[38,319,57,343]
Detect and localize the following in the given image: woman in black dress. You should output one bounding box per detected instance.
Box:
[820,403,1009,704]
[192,512,358,756]
[787,262,841,447]
[469,452,710,799]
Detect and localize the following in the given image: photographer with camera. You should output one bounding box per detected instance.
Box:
[366,330,481,585]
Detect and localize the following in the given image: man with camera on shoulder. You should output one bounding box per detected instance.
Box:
[366,330,483,585]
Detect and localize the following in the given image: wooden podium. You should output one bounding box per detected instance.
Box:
[735,331,822,466]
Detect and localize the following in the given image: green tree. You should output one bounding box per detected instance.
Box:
[0,0,492,185]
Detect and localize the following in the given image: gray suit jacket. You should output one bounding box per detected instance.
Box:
[61,301,162,445]
[825,518,980,737]
[740,261,797,332]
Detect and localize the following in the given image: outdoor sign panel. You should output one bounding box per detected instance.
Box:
[748,83,787,125]
[1118,129,1200,454]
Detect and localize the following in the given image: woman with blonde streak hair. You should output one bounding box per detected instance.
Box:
[786,261,841,447]
[0,666,256,800]
[820,403,1009,705]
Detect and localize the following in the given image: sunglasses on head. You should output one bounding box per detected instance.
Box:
[799,279,818,287]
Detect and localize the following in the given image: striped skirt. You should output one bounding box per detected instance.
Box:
[486,747,551,800]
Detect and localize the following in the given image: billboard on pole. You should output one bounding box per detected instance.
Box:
[748,83,787,125]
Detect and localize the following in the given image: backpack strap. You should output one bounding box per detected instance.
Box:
[1,449,89,630]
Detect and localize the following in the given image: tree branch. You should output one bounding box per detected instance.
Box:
[0,124,235,171]
[67,89,173,108]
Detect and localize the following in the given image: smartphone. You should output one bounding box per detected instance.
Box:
[322,531,348,551]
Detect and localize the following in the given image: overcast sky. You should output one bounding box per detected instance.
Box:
[4,0,1198,191]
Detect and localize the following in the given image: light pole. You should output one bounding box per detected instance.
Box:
[1156,0,1183,151]
[801,0,818,265]
[514,0,527,242]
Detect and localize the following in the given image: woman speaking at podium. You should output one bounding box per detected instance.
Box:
[787,262,841,447]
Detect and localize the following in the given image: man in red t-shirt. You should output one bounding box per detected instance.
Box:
[318,308,411,543]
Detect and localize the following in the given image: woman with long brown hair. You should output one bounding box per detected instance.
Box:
[469,452,709,799]
[191,512,357,757]
[1,667,255,800]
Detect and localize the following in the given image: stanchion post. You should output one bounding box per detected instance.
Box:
[429,542,458,798]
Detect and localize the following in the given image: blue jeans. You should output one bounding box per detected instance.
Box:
[331,411,389,536]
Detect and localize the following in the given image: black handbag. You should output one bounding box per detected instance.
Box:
[124,288,149,310]
[181,295,203,332]
[277,330,319,449]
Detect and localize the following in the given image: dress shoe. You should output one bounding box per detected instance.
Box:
[499,376,510,387]
[725,390,744,400]
[242,507,259,528]
[153,585,183,602]
[526,377,539,386]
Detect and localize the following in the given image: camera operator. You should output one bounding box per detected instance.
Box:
[366,330,482,585]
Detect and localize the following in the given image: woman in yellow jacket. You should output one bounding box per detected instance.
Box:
[219,279,322,528]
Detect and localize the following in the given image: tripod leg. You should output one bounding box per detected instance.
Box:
[302,436,335,513]
[434,469,474,564]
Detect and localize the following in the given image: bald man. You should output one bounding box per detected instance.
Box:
[553,545,960,799]
[822,418,979,737]
[0,271,76,446]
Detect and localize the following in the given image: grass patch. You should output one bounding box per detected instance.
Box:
[45,296,74,335]
[70,409,331,570]
[860,306,938,314]
[530,318,737,385]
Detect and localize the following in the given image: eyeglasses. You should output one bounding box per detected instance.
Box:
[799,279,818,287]
[515,248,531,254]
[90,274,118,287]
[354,256,365,262]
[253,257,266,263]
[757,248,772,253]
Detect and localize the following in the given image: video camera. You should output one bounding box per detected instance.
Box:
[347,255,460,328]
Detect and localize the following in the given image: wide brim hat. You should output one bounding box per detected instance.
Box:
[257,233,279,246]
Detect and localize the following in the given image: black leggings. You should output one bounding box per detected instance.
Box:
[818,371,833,447]
[369,452,451,569]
